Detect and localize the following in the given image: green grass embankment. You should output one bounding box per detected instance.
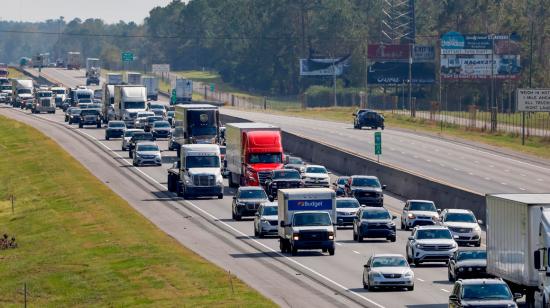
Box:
[0,115,274,307]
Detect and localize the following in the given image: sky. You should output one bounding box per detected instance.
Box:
[0,0,174,24]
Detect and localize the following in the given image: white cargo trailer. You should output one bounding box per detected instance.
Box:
[486,194,550,305]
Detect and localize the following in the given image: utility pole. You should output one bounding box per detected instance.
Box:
[408,43,413,116]
[524,20,534,146]
[332,57,337,107]
[364,43,369,108]
[490,34,496,132]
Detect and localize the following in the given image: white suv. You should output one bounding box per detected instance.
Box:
[406,225,458,266]
[302,165,330,188]
[439,209,482,247]
[401,200,440,230]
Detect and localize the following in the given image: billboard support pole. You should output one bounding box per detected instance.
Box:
[524,20,534,146]
[408,43,413,117]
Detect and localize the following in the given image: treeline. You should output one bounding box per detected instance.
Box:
[2,0,550,95]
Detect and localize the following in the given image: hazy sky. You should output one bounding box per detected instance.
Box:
[0,0,174,24]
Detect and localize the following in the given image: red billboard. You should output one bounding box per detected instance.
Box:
[368,44,411,61]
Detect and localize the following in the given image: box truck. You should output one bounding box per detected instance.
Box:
[226,123,284,187]
[278,188,336,256]
[142,76,159,101]
[66,52,81,70]
[85,58,100,85]
[170,77,193,104]
[486,194,550,306]
[106,73,123,85]
[125,72,142,85]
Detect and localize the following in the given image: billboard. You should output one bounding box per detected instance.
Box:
[517,89,550,112]
[152,64,170,74]
[440,31,521,80]
[368,44,410,61]
[368,62,436,85]
[299,57,349,76]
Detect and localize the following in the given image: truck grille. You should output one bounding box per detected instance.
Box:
[193,174,215,186]
[258,171,271,184]
[299,230,328,241]
[422,244,454,251]
[355,191,379,197]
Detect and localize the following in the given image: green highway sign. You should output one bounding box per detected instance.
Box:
[121,51,134,62]
[374,131,382,155]
[171,89,177,104]
[210,83,215,92]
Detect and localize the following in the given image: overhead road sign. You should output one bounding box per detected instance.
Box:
[121,52,134,62]
[517,89,550,112]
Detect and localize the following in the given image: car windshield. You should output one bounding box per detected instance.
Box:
[287,157,303,164]
[352,177,380,187]
[124,131,138,137]
[167,111,175,116]
[362,210,391,219]
[52,89,65,94]
[461,283,512,300]
[409,202,436,212]
[306,166,327,174]
[70,109,82,114]
[154,122,170,128]
[238,189,267,199]
[81,109,99,116]
[272,170,300,180]
[1,85,11,90]
[371,257,408,268]
[337,199,360,209]
[337,177,349,185]
[79,99,93,103]
[37,92,52,97]
[147,117,163,123]
[150,105,164,110]
[293,212,332,227]
[137,144,159,152]
[457,250,487,261]
[77,94,92,100]
[126,101,145,109]
[416,229,452,239]
[18,89,31,94]
[445,213,476,223]
[109,122,125,128]
[186,156,220,168]
[249,153,282,164]
[262,206,278,216]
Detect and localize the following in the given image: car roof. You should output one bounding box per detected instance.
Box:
[371,253,406,258]
[407,199,434,203]
[126,128,143,132]
[274,169,299,173]
[109,121,125,124]
[415,225,448,230]
[362,206,389,211]
[153,120,170,124]
[305,164,325,169]
[336,197,358,201]
[238,186,265,191]
[459,278,505,285]
[351,175,378,179]
[444,208,473,214]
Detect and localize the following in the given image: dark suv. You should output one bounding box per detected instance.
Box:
[79,109,102,128]
[449,279,520,308]
[353,109,384,130]
[264,169,303,201]
[345,175,385,206]
[128,132,155,158]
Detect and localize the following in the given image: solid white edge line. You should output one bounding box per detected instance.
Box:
[73,128,386,308]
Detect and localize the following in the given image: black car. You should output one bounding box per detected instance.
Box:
[144,116,164,132]
[353,109,384,130]
[345,175,386,206]
[264,169,303,201]
[353,207,397,242]
[284,156,305,173]
[79,109,102,128]
[448,250,487,282]
[128,132,155,158]
[67,108,82,124]
[449,279,521,308]
[231,186,269,221]
[105,121,126,140]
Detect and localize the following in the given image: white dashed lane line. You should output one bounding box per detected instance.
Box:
[352,250,361,255]
[441,289,450,293]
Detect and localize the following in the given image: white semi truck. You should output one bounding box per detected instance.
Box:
[278,188,336,256]
[486,194,550,306]
[11,79,34,108]
[167,144,224,199]
[33,90,55,114]
[113,85,147,127]
[66,52,81,70]
[170,77,193,104]
[142,76,159,101]
[85,58,101,85]
[125,72,142,85]
[101,73,124,123]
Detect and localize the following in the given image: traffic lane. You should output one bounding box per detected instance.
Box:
[31,110,455,308]
[221,109,550,193]
[1,106,366,308]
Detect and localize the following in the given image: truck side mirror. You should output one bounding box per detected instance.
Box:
[382,184,387,190]
[535,250,543,270]
[232,196,236,200]
[477,220,483,224]
[279,221,285,227]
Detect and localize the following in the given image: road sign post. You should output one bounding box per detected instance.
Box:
[374,131,382,162]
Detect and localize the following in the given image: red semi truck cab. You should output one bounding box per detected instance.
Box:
[226,123,284,187]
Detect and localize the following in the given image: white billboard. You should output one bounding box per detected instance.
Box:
[441,54,521,80]
[517,89,550,112]
[299,58,349,76]
[152,64,170,74]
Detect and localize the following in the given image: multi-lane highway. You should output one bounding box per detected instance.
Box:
[0,67,474,307]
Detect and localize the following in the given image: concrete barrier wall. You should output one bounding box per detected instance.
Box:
[221,113,486,221]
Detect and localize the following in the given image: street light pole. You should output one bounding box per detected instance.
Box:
[408,43,413,117]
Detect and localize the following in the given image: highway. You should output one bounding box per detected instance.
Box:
[2,66,471,307]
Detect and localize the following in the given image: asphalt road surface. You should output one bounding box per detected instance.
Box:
[2,67,479,307]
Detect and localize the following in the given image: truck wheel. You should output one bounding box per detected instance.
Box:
[448,270,455,282]
[353,229,358,241]
[322,248,327,253]
[254,228,259,237]
[407,285,414,291]
[176,182,183,197]
[279,239,286,253]
[217,194,223,199]
[357,234,363,242]
[167,175,173,192]
[328,248,335,256]
[78,123,83,128]
[105,135,110,141]
[388,236,396,242]
[129,150,133,158]
[290,244,298,256]
[96,122,101,128]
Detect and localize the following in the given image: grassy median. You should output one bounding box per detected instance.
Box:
[0,116,274,307]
